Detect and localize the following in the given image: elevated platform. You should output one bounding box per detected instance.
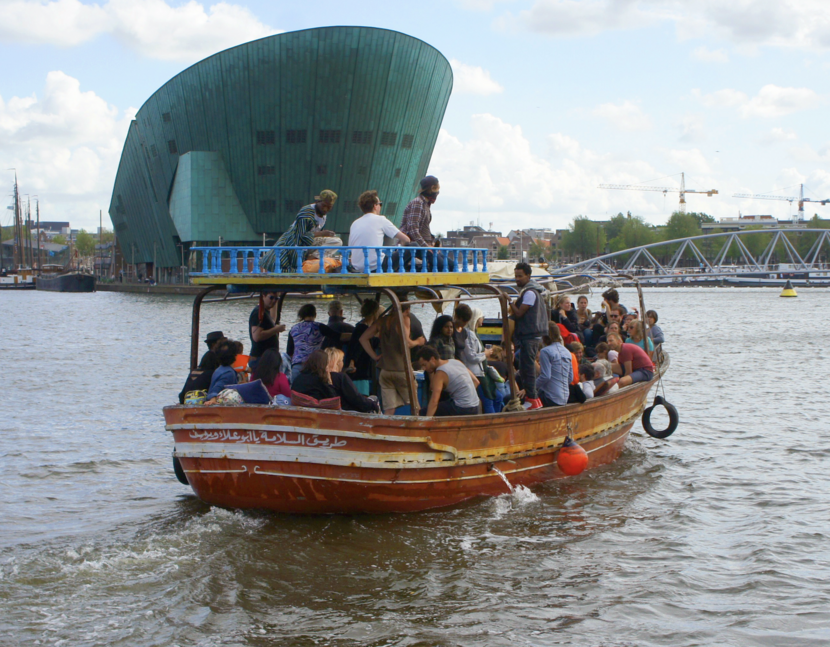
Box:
[189,245,490,290]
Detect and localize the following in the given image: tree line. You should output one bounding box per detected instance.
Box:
[1,226,115,258]
[554,212,830,265]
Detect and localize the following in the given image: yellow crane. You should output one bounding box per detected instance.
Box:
[732,184,829,224]
[599,172,718,213]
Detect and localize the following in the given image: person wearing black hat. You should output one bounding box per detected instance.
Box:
[177,331,225,404]
[199,331,225,371]
[400,176,454,271]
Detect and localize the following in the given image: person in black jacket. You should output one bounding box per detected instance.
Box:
[551,295,580,336]
[344,299,380,395]
[291,350,338,401]
[199,330,225,371]
[325,348,379,412]
[321,300,355,350]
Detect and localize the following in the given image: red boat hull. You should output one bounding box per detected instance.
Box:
[165,378,654,514]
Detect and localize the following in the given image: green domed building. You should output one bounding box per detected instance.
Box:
[108,26,453,273]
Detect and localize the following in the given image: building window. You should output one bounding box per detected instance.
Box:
[256,130,276,145]
[284,199,303,213]
[317,165,327,175]
[257,165,276,176]
[319,129,341,144]
[115,195,126,215]
[162,112,172,123]
[401,134,415,149]
[352,131,373,145]
[167,140,178,155]
[286,129,307,144]
[260,200,277,213]
[394,168,401,178]
[380,132,397,146]
[150,144,158,157]
[386,202,398,214]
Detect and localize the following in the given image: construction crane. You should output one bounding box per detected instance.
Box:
[599,172,718,213]
[732,184,829,224]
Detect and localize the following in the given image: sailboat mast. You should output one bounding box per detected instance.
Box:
[26,196,32,268]
[13,174,21,269]
[37,199,42,272]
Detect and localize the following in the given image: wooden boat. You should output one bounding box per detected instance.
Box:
[165,243,669,514]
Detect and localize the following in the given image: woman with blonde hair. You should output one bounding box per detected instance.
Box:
[627,320,654,354]
[324,347,378,412]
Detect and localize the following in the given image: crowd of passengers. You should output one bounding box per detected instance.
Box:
[179,265,666,415]
[261,176,457,274]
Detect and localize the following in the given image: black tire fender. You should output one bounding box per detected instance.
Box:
[173,454,189,485]
[642,396,679,439]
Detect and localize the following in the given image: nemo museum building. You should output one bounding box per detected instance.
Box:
[108,26,453,278]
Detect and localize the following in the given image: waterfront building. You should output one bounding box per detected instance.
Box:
[701,214,781,232]
[108,26,453,280]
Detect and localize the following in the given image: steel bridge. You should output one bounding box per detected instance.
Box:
[557,228,830,277]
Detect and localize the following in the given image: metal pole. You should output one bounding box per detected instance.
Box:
[381,288,420,417]
[36,199,41,272]
[191,286,219,370]
[481,284,517,403]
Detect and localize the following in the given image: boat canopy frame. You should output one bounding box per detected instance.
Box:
[188,270,649,417]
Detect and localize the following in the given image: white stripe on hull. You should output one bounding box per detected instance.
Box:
[181,432,630,484]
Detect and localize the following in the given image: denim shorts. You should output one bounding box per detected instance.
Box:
[628,368,654,383]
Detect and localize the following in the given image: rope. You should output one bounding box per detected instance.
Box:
[502,397,525,412]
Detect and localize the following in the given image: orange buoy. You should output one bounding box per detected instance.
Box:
[557,437,588,476]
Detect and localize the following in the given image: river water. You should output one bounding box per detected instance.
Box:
[1,287,829,646]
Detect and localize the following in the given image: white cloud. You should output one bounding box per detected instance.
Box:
[427,113,678,230]
[0,71,135,228]
[660,148,714,178]
[692,87,748,108]
[677,114,706,143]
[739,84,819,118]
[761,127,798,144]
[498,0,656,37]
[500,0,830,51]
[692,46,729,62]
[450,59,504,95]
[0,0,277,62]
[693,85,819,117]
[456,0,515,10]
[593,100,651,131]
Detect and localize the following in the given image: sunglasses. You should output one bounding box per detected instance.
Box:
[264,294,277,301]
[377,201,383,207]
[609,314,619,318]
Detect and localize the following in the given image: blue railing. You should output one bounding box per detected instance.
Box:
[190,245,488,276]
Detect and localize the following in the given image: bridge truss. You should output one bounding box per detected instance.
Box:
[558,228,830,276]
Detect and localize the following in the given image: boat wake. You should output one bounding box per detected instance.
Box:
[490,467,540,516]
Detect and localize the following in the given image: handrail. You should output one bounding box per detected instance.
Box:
[189,245,488,276]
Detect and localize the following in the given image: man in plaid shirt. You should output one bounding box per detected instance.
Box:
[400,176,454,270]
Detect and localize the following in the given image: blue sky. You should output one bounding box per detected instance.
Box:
[2,0,829,234]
